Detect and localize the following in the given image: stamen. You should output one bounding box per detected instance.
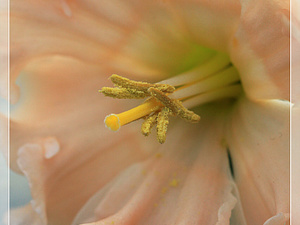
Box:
[159,52,231,86]
[183,84,243,109]
[100,58,241,144]
[141,113,158,136]
[148,87,200,123]
[100,87,148,99]
[110,74,175,93]
[173,100,201,123]
[169,66,240,100]
[156,107,170,144]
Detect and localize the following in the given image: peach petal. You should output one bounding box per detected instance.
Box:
[226,96,290,224]
[73,113,243,225]
[43,137,60,159]
[10,58,152,224]
[10,0,243,93]
[15,131,150,225]
[10,0,163,103]
[17,144,48,224]
[9,57,138,171]
[230,0,290,100]
[169,0,240,52]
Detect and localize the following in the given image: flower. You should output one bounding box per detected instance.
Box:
[7,0,290,225]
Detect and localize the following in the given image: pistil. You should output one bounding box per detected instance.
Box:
[104,98,162,131]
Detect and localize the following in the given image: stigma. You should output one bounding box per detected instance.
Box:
[99,53,242,144]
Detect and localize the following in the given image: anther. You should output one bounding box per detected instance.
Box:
[110,74,175,93]
[148,88,200,123]
[99,87,149,99]
[141,113,158,136]
[156,107,170,144]
[173,100,201,123]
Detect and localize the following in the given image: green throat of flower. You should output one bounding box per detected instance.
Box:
[99,52,242,144]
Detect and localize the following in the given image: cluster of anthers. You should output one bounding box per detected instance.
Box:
[99,74,200,144]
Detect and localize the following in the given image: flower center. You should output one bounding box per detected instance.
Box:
[99,52,242,143]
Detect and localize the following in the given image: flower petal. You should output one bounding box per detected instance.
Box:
[226,96,290,224]
[10,0,164,103]
[72,111,245,225]
[168,0,241,52]
[10,0,242,96]
[230,0,290,100]
[10,57,152,224]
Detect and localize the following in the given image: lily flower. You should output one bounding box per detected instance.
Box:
[6,0,290,224]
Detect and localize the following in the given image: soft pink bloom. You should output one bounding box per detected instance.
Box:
[6,0,290,224]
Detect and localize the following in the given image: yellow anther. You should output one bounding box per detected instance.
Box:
[156,107,170,144]
[111,74,175,93]
[173,100,201,123]
[148,88,200,123]
[141,113,158,136]
[148,87,175,111]
[99,87,148,99]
